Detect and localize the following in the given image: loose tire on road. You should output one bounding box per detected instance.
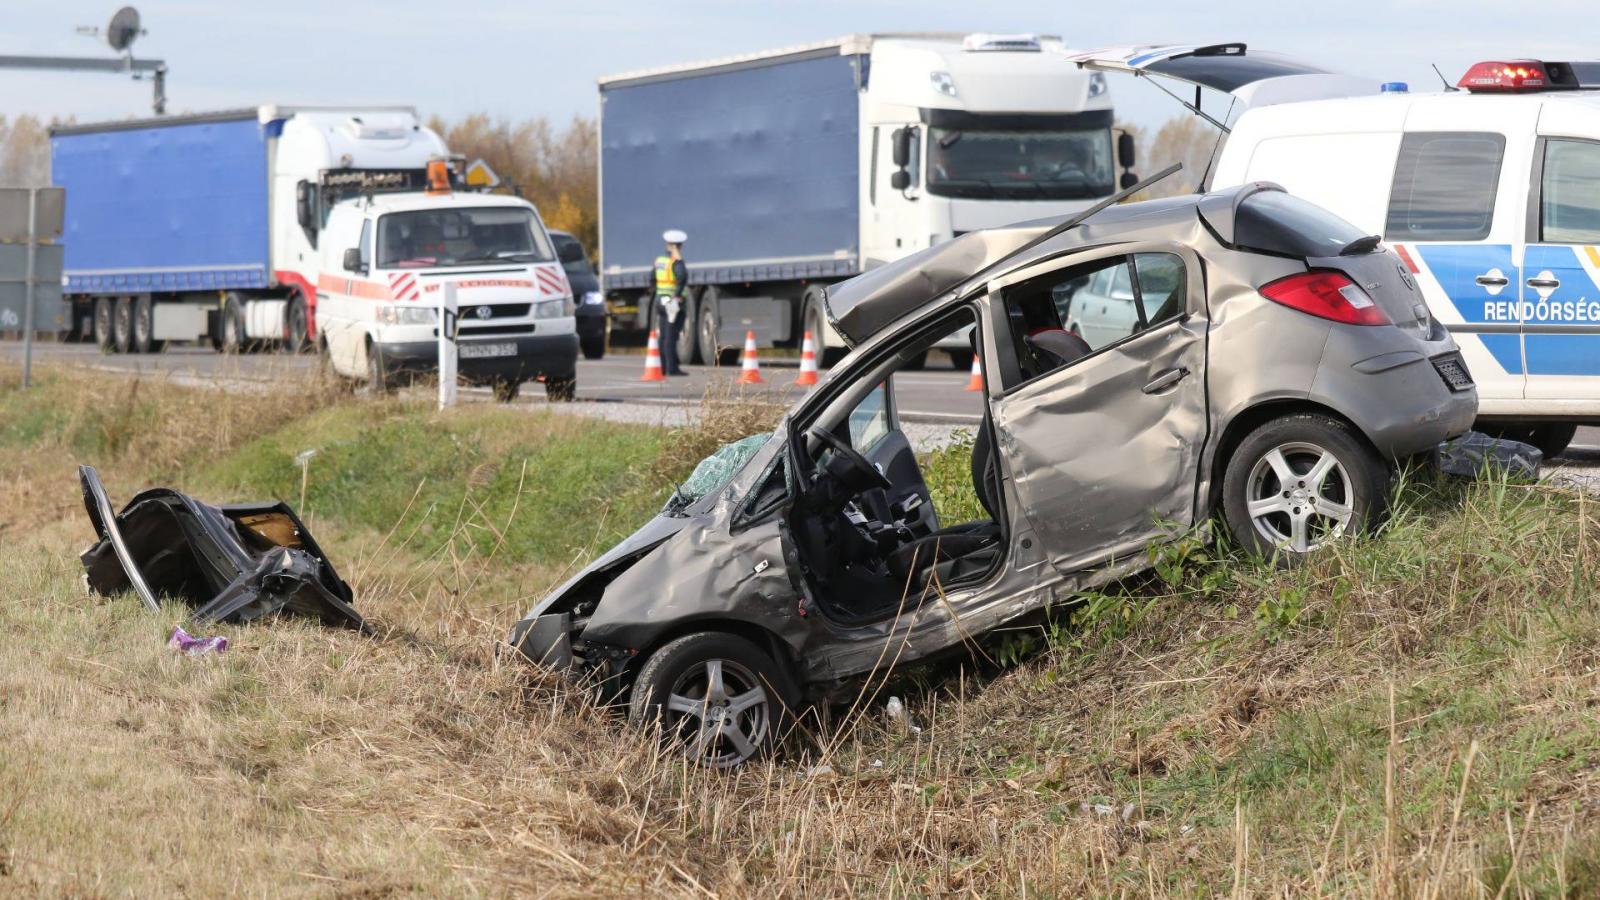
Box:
[1221,413,1387,563]
[112,297,134,354]
[544,376,576,402]
[93,297,115,352]
[628,632,797,770]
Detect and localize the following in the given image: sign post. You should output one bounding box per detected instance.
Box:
[20,189,36,387]
[439,281,458,409]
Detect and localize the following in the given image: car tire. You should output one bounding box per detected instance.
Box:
[628,632,797,770]
[93,297,115,352]
[492,378,522,403]
[580,323,607,360]
[1529,424,1578,459]
[365,341,393,394]
[285,293,310,354]
[544,376,575,402]
[947,349,974,371]
[1221,413,1388,562]
[112,296,133,354]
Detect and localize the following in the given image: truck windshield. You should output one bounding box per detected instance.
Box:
[926,126,1114,201]
[377,207,556,268]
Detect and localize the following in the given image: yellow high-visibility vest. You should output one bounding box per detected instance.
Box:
[654,255,679,298]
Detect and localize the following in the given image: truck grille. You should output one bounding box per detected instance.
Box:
[458,323,535,336]
[1431,353,1474,392]
[459,303,530,320]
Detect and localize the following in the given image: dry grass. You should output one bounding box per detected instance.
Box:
[2,361,1599,896]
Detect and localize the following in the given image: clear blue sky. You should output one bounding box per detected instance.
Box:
[4,0,1597,134]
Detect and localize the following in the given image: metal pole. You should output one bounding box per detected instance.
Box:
[20,187,36,388]
[152,64,166,115]
[438,282,458,409]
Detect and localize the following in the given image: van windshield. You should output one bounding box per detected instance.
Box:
[377,207,555,268]
[927,125,1114,200]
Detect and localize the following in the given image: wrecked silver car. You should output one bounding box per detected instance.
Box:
[79,466,365,631]
[510,177,1478,767]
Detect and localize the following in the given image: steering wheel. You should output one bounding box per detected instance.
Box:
[807,425,892,492]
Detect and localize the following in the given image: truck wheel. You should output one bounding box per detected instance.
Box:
[93,297,115,351]
[132,296,164,354]
[112,297,134,354]
[629,632,797,769]
[697,287,727,365]
[493,378,522,402]
[220,295,245,354]
[544,376,576,402]
[676,290,701,365]
[802,289,843,367]
[285,294,310,354]
[1221,413,1388,563]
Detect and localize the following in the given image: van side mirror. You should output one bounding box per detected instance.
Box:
[342,247,363,272]
[1120,171,1139,190]
[892,127,912,168]
[889,170,910,191]
[1117,132,1136,171]
[295,180,316,230]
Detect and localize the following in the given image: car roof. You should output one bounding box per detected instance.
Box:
[1234,87,1600,135]
[826,185,1267,344]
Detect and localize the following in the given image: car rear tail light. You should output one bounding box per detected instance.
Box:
[1259,270,1391,326]
[1457,60,1552,92]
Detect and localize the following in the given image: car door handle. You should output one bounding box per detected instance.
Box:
[1527,276,1561,289]
[1142,367,1190,394]
[1475,274,1509,287]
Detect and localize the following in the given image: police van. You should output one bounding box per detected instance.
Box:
[1072,47,1600,457]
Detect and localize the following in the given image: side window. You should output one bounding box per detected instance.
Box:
[848,382,891,452]
[1384,132,1505,241]
[1006,252,1188,386]
[1133,253,1186,325]
[1540,139,1600,243]
[358,220,373,268]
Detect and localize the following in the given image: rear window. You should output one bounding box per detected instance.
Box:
[1234,190,1371,258]
[1384,132,1505,241]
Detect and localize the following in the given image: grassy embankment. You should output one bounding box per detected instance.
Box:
[1,362,1598,897]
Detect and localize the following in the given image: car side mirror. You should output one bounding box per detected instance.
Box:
[1120,171,1140,190]
[889,170,910,191]
[892,127,912,168]
[342,247,363,272]
[1117,132,1136,171]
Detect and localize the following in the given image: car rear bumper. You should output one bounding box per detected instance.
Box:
[377,334,578,382]
[1315,330,1479,458]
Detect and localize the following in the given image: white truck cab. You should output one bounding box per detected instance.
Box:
[317,181,578,401]
[1073,47,1600,456]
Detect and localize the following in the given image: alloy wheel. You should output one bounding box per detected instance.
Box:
[663,657,771,768]
[1245,441,1354,553]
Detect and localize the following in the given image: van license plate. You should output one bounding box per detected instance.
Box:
[459,342,517,359]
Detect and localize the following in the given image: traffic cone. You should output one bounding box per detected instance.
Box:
[795,330,819,387]
[640,329,665,382]
[736,330,764,385]
[964,354,983,392]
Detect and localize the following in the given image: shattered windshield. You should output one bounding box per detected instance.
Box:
[927,126,1114,200]
[665,433,771,515]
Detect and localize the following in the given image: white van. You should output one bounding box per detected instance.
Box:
[1074,48,1600,456]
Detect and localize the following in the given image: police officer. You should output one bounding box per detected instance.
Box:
[653,230,690,376]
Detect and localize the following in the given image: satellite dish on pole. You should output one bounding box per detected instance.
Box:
[106,7,142,53]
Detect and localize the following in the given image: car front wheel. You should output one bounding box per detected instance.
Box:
[628,632,796,769]
[1222,413,1387,561]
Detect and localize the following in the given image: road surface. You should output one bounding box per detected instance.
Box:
[2,341,986,424]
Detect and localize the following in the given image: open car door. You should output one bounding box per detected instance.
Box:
[1063,44,1378,124]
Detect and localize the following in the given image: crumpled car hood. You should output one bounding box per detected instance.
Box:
[78,466,365,631]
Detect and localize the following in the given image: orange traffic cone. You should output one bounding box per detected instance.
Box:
[736,330,764,385]
[640,329,666,382]
[795,330,819,386]
[964,354,983,392]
